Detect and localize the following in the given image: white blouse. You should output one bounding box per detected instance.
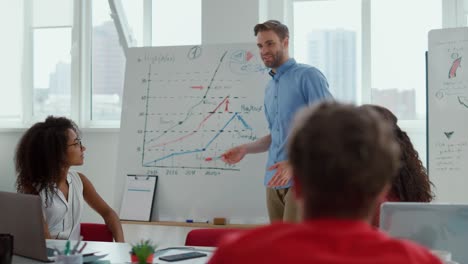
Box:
[40,170,84,240]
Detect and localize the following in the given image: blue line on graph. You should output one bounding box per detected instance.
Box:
[144,112,247,166]
[237,114,252,130]
[146,149,203,165]
[204,113,238,148]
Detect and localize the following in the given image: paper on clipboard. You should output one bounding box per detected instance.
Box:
[119,175,158,221]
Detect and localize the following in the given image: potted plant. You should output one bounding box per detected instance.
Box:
[130,240,156,264]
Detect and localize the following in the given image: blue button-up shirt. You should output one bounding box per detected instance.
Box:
[264,58,332,188]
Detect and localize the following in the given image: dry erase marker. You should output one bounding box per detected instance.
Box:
[205,155,223,162]
[186,219,209,223]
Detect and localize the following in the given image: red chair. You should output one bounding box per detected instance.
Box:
[185,228,243,247]
[80,223,114,242]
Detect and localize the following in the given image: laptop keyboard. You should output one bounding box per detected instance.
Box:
[46,247,55,257]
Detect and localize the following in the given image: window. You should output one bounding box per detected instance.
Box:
[291,0,445,165]
[0,0,202,128]
[1,0,458,128]
[0,0,23,122]
[33,28,72,118]
[91,0,127,121]
[120,0,144,46]
[293,0,361,104]
[370,0,442,120]
[32,0,73,120]
[293,0,442,120]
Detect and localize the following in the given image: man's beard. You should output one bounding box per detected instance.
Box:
[263,49,284,69]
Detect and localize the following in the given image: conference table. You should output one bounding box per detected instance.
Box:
[13,240,214,263]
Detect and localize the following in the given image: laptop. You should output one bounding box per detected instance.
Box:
[0,191,54,262]
[380,202,468,264]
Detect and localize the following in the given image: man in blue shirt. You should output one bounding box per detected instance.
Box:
[221,20,332,222]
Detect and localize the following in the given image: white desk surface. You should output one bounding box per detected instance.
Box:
[13,240,214,264]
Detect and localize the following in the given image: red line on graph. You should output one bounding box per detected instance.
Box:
[224,99,230,112]
[150,96,229,148]
[191,85,204,90]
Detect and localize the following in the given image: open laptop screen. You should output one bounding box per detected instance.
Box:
[380,202,468,264]
[0,191,52,262]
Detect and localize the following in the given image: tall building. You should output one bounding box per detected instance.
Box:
[47,21,126,96]
[92,21,126,95]
[307,29,356,102]
[49,62,71,95]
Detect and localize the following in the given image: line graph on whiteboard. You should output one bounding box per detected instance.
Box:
[133,47,269,171]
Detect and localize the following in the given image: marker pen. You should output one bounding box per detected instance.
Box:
[204,155,223,162]
[186,219,209,223]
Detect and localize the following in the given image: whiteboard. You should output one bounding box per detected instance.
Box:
[428,27,468,202]
[116,44,270,224]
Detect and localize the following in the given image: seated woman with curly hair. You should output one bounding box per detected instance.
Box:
[15,116,124,242]
[361,105,435,227]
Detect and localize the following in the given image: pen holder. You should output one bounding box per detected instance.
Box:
[55,254,83,264]
[0,234,13,264]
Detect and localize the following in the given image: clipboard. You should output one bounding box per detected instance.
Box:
[119,174,158,221]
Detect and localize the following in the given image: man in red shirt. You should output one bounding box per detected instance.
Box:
[208,102,442,264]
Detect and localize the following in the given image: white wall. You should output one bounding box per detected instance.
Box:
[202,0,261,44]
[0,132,21,193]
[75,131,120,222]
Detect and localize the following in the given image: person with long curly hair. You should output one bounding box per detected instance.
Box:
[15,116,124,241]
[361,105,435,227]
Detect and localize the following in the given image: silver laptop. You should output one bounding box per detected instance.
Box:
[0,191,54,262]
[380,202,468,264]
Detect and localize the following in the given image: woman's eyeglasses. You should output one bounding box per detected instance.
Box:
[68,139,83,148]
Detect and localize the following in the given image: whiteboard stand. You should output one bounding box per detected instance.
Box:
[425,50,429,168]
[119,175,158,221]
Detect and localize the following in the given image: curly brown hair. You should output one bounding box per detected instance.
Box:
[15,116,80,204]
[361,105,434,202]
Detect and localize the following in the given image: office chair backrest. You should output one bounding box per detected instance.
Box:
[80,223,113,242]
[185,228,244,247]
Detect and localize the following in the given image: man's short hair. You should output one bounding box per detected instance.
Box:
[253,20,289,40]
[288,102,400,218]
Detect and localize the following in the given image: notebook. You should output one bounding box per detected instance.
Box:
[380,202,468,264]
[119,175,158,221]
